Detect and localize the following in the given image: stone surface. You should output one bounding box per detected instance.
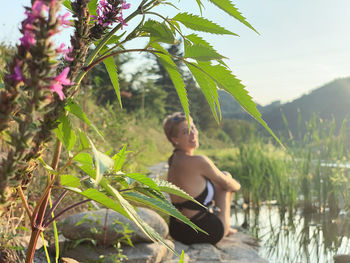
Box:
[60,207,168,245]
[60,257,80,263]
[169,232,269,263]
[334,254,350,263]
[60,240,174,263]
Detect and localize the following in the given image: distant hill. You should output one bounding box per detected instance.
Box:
[219,77,350,137]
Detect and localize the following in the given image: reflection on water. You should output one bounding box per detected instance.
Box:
[231,206,350,263]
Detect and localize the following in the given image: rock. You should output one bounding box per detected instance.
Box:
[334,254,350,263]
[123,239,174,263]
[15,235,47,250]
[60,207,168,245]
[169,232,269,263]
[60,240,174,263]
[60,257,79,263]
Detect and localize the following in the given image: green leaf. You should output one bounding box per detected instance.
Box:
[69,187,129,218]
[207,0,258,33]
[113,144,127,172]
[151,43,190,126]
[88,0,98,17]
[103,57,122,108]
[186,62,221,123]
[61,174,80,188]
[88,137,114,185]
[38,157,58,175]
[78,129,90,150]
[195,0,204,15]
[154,179,206,209]
[124,192,206,234]
[142,20,175,44]
[65,99,103,138]
[54,114,76,152]
[184,42,225,61]
[73,153,93,166]
[173,13,237,36]
[125,173,160,192]
[107,185,177,254]
[197,62,282,146]
[63,0,72,11]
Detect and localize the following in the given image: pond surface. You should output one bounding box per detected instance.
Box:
[231,206,350,263]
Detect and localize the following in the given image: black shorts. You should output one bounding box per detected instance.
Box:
[169,211,224,245]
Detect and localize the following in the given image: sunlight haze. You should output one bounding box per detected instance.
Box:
[1,0,349,105]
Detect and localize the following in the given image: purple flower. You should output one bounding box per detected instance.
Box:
[57,13,71,28]
[32,0,48,16]
[57,44,74,61]
[91,1,130,29]
[9,65,24,83]
[49,67,74,100]
[20,30,36,48]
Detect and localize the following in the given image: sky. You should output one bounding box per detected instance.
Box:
[1,0,350,105]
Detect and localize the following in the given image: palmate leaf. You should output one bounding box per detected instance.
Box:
[184,42,225,61]
[196,62,282,146]
[154,179,206,209]
[67,187,129,218]
[73,152,93,166]
[186,34,218,53]
[78,129,90,150]
[54,114,76,152]
[113,144,127,172]
[65,99,103,138]
[173,13,237,36]
[88,0,98,17]
[87,137,114,185]
[206,0,258,33]
[186,62,221,123]
[63,0,72,11]
[103,57,122,108]
[150,43,190,126]
[106,184,177,254]
[61,174,80,188]
[123,192,206,234]
[142,20,175,45]
[125,173,161,192]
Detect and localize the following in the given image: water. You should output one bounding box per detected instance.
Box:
[231,206,350,263]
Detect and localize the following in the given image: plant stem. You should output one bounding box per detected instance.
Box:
[44,199,91,227]
[25,228,42,263]
[25,139,63,263]
[17,186,32,220]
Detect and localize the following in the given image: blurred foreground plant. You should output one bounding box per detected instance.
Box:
[0,0,276,262]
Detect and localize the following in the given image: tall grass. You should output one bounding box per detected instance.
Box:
[205,114,350,214]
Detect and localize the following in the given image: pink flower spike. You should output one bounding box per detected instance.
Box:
[32,0,48,16]
[9,65,24,82]
[58,13,71,28]
[20,31,36,48]
[50,83,65,100]
[122,2,130,9]
[55,67,73,86]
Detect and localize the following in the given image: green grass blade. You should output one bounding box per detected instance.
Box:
[40,232,51,263]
